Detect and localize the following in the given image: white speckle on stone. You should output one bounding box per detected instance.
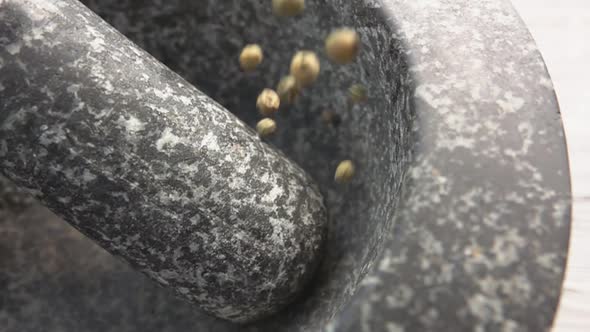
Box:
[25,0,61,20]
[157,269,180,281]
[156,128,181,151]
[57,196,71,204]
[81,169,97,183]
[501,320,520,332]
[227,177,245,191]
[117,115,145,134]
[147,104,169,114]
[491,229,524,267]
[468,294,503,321]
[5,42,22,55]
[360,276,382,287]
[536,253,559,272]
[324,321,336,332]
[152,86,175,100]
[189,242,200,252]
[386,322,405,332]
[89,37,106,53]
[268,217,295,245]
[103,80,114,92]
[66,84,81,95]
[178,95,192,106]
[262,185,283,203]
[200,132,220,151]
[112,191,130,202]
[496,92,525,113]
[415,84,449,108]
[539,76,553,89]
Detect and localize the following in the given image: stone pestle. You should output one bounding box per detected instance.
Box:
[0,0,327,323]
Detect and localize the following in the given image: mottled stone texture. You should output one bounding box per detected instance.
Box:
[0,0,328,323]
[79,2,412,331]
[0,0,572,331]
[335,1,571,332]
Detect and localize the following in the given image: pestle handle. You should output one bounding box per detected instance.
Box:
[0,0,327,323]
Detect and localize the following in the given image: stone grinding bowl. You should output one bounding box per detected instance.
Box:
[0,0,571,331]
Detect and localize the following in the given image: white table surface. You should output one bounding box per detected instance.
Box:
[510,1,590,331]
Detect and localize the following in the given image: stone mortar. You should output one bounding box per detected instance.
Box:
[0,0,572,331]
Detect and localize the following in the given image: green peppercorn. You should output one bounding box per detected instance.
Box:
[290,51,320,87]
[239,44,263,71]
[325,28,360,64]
[272,0,305,17]
[349,84,367,103]
[335,160,355,183]
[256,89,280,116]
[276,75,300,105]
[257,118,277,137]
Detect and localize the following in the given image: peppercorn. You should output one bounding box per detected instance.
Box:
[290,51,320,87]
[239,44,263,71]
[276,75,300,105]
[325,28,360,64]
[349,84,367,103]
[272,0,305,17]
[335,160,355,183]
[257,118,277,137]
[257,89,281,116]
[321,110,342,127]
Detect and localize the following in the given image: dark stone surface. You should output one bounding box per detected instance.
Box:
[0,0,327,323]
[0,0,571,331]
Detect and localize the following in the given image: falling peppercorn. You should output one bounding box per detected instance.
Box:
[349,84,368,103]
[239,44,263,71]
[335,160,355,183]
[290,51,320,87]
[272,0,305,17]
[276,75,300,105]
[325,28,360,64]
[257,89,281,116]
[257,118,277,137]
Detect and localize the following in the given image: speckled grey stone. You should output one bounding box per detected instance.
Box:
[0,0,572,331]
[0,0,327,323]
